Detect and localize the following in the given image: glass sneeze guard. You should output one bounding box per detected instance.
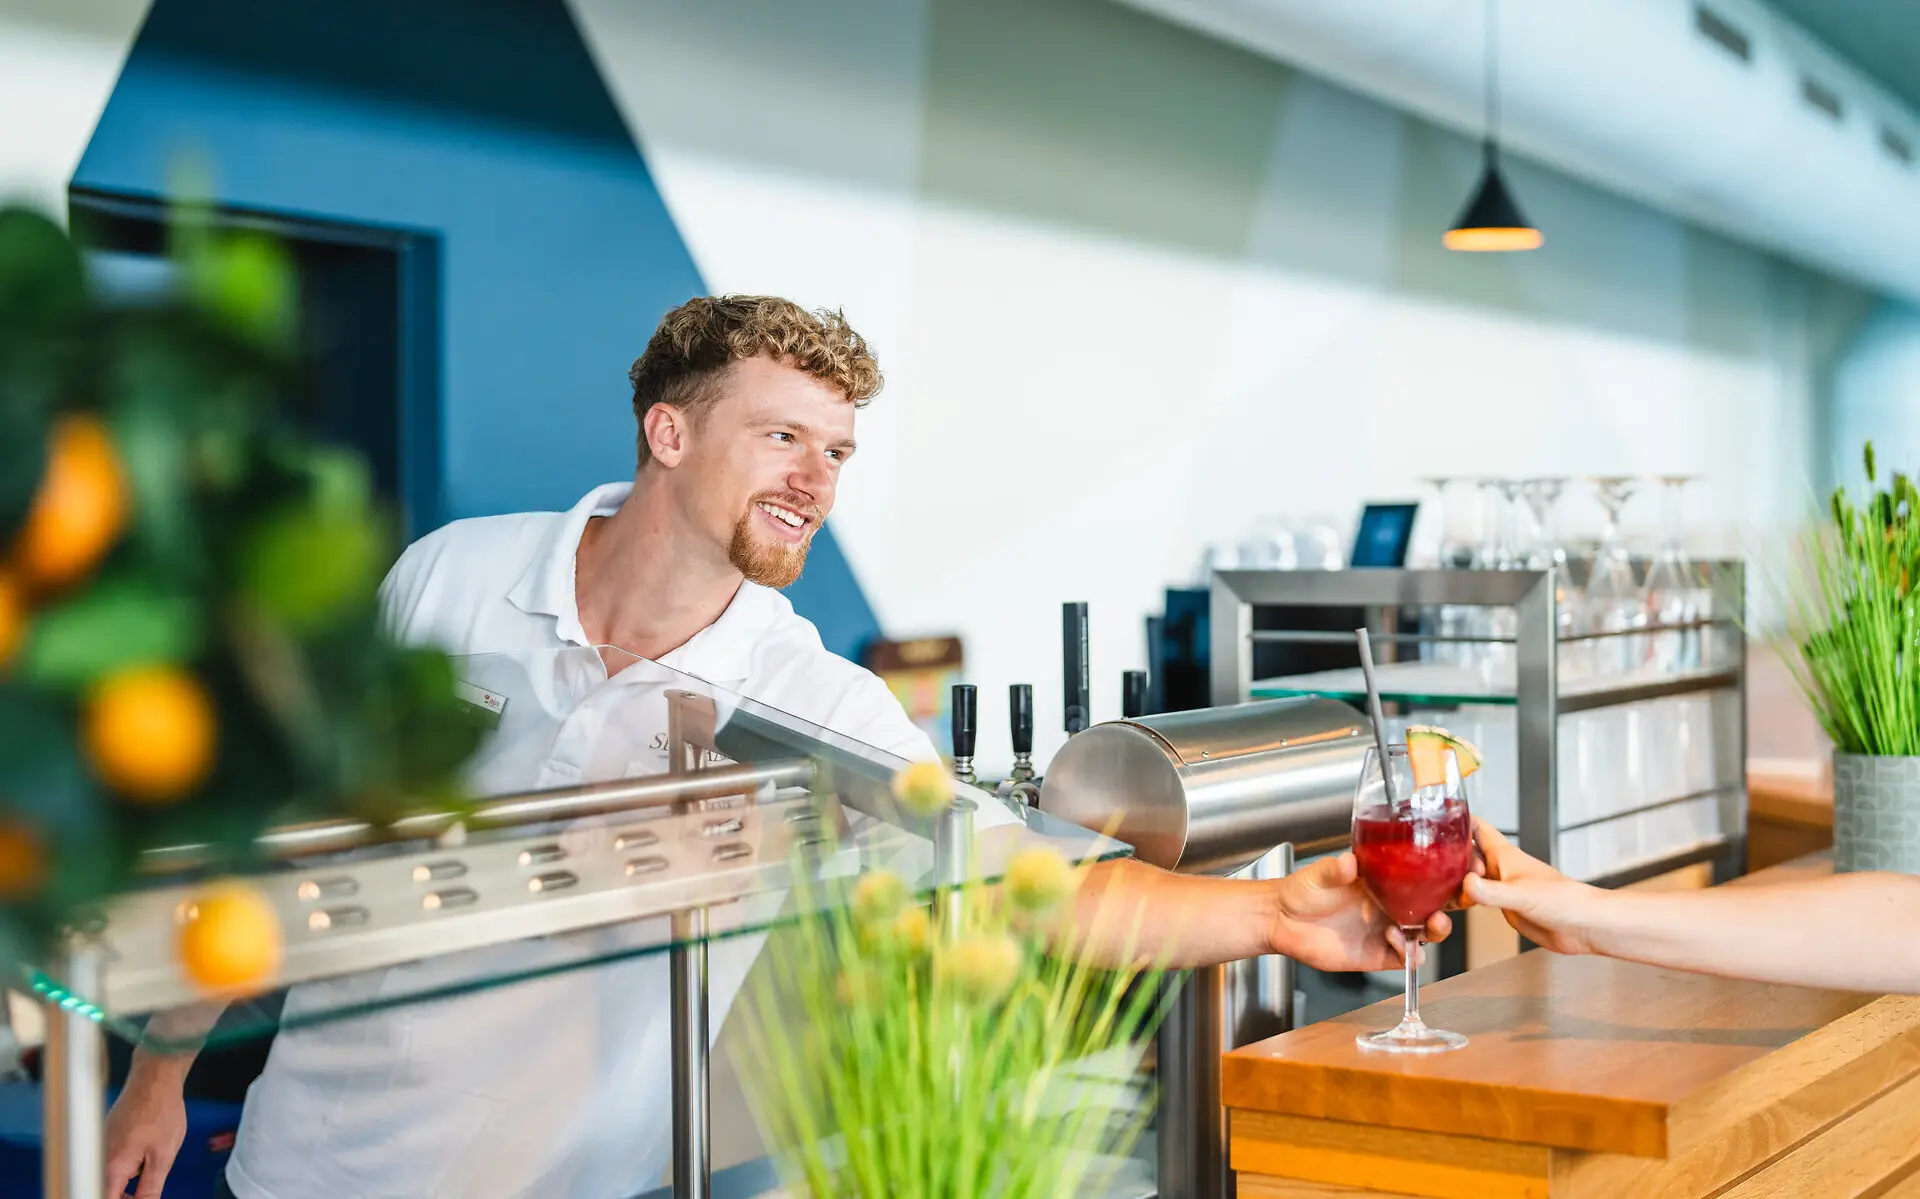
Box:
[27,645,1131,1052]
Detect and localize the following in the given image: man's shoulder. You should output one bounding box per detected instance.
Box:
[397,511,558,570]
[744,586,868,682]
[378,511,562,645]
[738,587,933,760]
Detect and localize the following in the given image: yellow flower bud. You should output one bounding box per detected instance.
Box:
[836,968,881,1007]
[851,869,908,925]
[890,905,932,955]
[938,933,1022,1005]
[891,759,953,817]
[1004,847,1077,915]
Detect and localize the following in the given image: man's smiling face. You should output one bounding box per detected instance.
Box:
[676,355,857,588]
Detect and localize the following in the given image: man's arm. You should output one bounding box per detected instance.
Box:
[1056,853,1451,973]
[840,672,1447,971]
[105,1002,226,1199]
[1464,822,1920,994]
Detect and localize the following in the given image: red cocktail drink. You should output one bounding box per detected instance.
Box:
[1352,798,1472,929]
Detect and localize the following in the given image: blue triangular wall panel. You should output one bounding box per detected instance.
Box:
[74,0,883,662]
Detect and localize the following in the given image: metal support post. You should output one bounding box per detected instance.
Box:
[669,910,710,1199]
[1156,963,1227,1199]
[1158,842,1298,1199]
[932,797,974,943]
[665,690,719,1199]
[42,943,105,1199]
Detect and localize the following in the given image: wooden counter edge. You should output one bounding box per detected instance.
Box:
[1224,852,1891,1162]
[1220,1053,1672,1157]
[1748,769,1833,830]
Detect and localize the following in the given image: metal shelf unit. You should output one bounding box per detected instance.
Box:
[1207,564,1748,886]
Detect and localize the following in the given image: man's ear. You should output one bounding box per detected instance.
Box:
[643,402,690,467]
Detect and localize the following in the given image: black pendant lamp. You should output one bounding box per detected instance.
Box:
[1445,0,1542,252]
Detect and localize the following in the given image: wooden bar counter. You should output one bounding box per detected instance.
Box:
[1223,854,1920,1198]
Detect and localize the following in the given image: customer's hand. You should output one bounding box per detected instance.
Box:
[1461,820,1608,955]
[105,1058,189,1199]
[1268,852,1454,971]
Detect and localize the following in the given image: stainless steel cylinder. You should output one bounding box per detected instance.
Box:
[1038,697,1368,875]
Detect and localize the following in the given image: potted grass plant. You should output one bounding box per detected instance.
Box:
[739,762,1176,1199]
[1775,442,1920,873]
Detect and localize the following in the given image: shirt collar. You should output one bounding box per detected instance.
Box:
[506,482,630,647]
[505,482,777,686]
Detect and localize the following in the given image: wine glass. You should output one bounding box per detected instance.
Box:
[1641,475,1706,673]
[1522,477,1584,678]
[1351,743,1473,1054]
[1416,476,1472,570]
[1582,477,1644,677]
[1418,476,1479,671]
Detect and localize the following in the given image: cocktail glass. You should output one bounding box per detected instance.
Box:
[1352,743,1473,1054]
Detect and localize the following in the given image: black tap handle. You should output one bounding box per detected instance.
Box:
[1009,683,1033,755]
[1122,670,1148,720]
[1063,602,1090,734]
[951,683,977,759]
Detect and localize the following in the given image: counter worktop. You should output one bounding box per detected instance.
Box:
[1222,852,1920,1198]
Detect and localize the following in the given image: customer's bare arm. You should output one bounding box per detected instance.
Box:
[1464,821,1920,994]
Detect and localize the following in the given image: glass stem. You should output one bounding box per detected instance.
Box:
[1402,929,1422,1028]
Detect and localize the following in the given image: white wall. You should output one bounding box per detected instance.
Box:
[1832,300,1920,497]
[3,0,1895,773]
[576,0,1873,771]
[0,0,149,216]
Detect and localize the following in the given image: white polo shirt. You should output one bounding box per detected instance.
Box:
[226,482,1008,1199]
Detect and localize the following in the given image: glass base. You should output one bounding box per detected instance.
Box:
[1355,1018,1469,1055]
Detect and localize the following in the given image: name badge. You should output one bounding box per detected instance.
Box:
[454,680,509,730]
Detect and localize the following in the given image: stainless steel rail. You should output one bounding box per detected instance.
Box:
[136,759,816,873]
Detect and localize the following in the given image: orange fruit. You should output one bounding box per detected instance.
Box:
[14,414,129,591]
[84,665,217,803]
[177,881,282,995]
[0,821,46,901]
[0,571,22,670]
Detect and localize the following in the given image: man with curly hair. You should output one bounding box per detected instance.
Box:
[107,296,1450,1199]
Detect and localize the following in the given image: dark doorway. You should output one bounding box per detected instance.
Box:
[67,187,443,540]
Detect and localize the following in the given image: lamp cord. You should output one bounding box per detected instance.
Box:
[1485,0,1499,163]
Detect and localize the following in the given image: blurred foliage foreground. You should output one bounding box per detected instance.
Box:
[0,200,482,991]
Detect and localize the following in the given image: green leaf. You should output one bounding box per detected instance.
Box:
[307,446,373,520]
[237,502,385,633]
[105,363,200,574]
[0,399,48,545]
[18,575,204,689]
[0,206,87,331]
[0,684,98,836]
[187,233,298,351]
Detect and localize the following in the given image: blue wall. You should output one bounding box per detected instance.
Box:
[74,0,881,661]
